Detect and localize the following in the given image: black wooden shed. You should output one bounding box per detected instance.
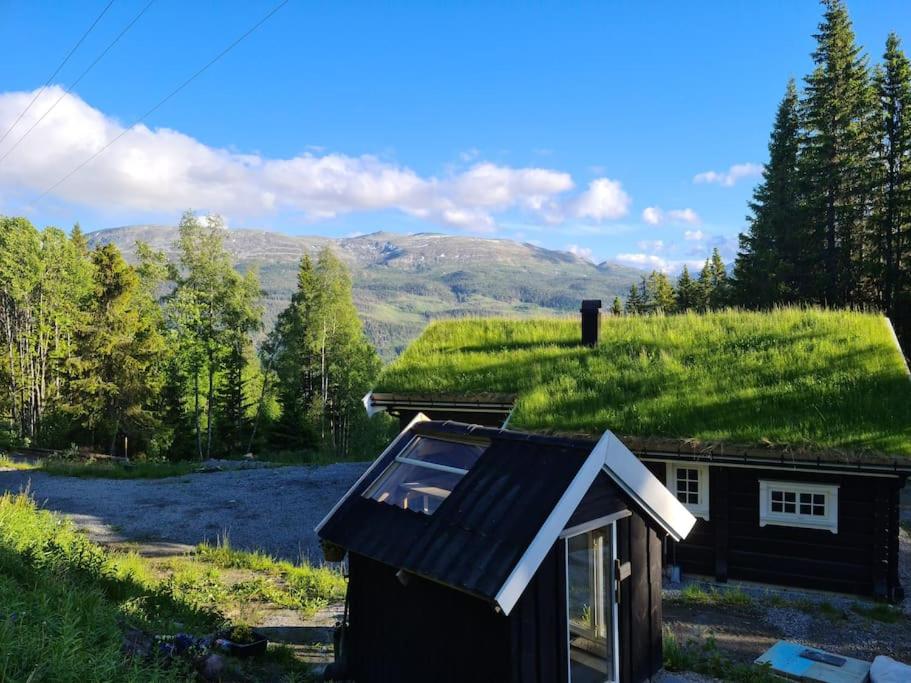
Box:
[316,416,695,683]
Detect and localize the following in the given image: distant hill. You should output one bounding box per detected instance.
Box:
[88,225,642,359]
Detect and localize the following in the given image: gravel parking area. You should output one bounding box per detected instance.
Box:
[0,462,369,562]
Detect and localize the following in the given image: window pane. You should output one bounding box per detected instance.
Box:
[783,501,796,513]
[800,504,811,515]
[771,491,782,502]
[568,529,614,683]
[813,494,825,506]
[366,461,464,514]
[399,437,485,470]
[784,492,796,503]
[771,501,782,512]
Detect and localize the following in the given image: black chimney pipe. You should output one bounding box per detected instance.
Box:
[580,300,602,347]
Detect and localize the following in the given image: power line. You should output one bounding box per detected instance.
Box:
[0,0,157,166]
[32,0,290,205]
[0,0,116,148]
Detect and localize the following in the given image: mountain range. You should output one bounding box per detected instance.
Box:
[87,225,643,359]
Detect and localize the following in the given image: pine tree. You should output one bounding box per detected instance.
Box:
[675,265,699,311]
[734,80,805,307]
[645,271,676,313]
[624,283,643,315]
[800,0,877,306]
[68,244,165,455]
[610,296,623,316]
[873,33,911,319]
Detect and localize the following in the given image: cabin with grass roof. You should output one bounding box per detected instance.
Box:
[364,306,911,602]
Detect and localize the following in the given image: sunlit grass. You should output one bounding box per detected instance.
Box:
[376,308,911,456]
[0,493,337,681]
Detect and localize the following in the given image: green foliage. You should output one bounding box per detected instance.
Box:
[267,249,382,457]
[0,493,209,681]
[67,244,166,456]
[195,536,346,613]
[851,601,905,623]
[0,492,332,680]
[672,584,754,609]
[663,631,778,682]
[38,458,204,479]
[735,1,911,349]
[376,309,911,456]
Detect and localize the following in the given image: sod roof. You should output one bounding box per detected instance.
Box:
[374,309,911,460]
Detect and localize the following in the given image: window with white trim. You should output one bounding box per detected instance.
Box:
[363,436,485,515]
[758,481,838,533]
[665,463,709,521]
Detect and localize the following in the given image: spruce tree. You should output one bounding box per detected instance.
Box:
[873,33,911,318]
[624,283,642,315]
[675,265,698,311]
[800,0,876,305]
[734,80,804,307]
[646,271,676,313]
[610,296,623,316]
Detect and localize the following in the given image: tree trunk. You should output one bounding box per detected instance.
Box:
[194,365,202,460]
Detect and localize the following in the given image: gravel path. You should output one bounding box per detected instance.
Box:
[0,463,369,562]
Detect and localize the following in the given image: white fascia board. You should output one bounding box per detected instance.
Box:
[314,412,429,534]
[493,447,603,616]
[595,430,697,542]
[363,391,386,417]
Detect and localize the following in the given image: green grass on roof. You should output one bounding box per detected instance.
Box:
[376,309,911,457]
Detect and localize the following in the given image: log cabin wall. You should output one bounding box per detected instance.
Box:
[646,462,905,601]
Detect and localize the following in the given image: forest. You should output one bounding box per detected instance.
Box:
[0,210,390,460]
[627,0,911,352]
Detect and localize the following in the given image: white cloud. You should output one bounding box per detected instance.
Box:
[636,239,664,252]
[642,207,662,225]
[667,208,700,225]
[684,229,705,241]
[641,206,700,226]
[615,253,704,275]
[570,178,631,221]
[0,87,624,232]
[566,244,594,262]
[693,162,763,187]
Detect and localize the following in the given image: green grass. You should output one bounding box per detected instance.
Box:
[0,493,335,681]
[38,459,204,479]
[376,308,911,456]
[671,583,754,609]
[0,455,37,470]
[851,602,905,623]
[663,631,779,682]
[195,536,347,613]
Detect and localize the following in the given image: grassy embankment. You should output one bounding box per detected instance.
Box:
[0,493,345,682]
[377,308,911,456]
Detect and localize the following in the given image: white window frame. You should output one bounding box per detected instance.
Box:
[758,480,839,534]
[665,463,710,521]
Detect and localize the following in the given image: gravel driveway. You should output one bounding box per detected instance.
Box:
[0,463,369,563]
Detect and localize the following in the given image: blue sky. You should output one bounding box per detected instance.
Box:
[1,1,909,272]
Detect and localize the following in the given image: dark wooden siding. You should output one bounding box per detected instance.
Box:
[647,461,905,599]
[346,553,512,683]
[616,512,665,683]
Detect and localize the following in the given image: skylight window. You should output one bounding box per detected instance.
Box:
[363,436,486,515]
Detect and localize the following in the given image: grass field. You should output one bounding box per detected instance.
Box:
[0,493,344,682]
[376,308,911,456]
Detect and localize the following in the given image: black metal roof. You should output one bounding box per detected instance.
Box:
[317,421,614,605]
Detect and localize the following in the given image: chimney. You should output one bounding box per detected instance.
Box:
[580,299,602,347]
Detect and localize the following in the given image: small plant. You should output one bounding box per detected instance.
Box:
[664,630,778,682]
[851,602,904,623]
[673,583,754,609]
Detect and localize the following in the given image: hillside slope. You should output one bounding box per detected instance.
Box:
[88,225,641,358]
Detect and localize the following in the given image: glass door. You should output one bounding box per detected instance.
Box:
[566,524,618,683]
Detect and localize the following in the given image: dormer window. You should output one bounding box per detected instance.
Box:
[363,436,485,515]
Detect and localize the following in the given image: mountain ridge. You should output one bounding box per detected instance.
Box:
[88,225,642,359]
